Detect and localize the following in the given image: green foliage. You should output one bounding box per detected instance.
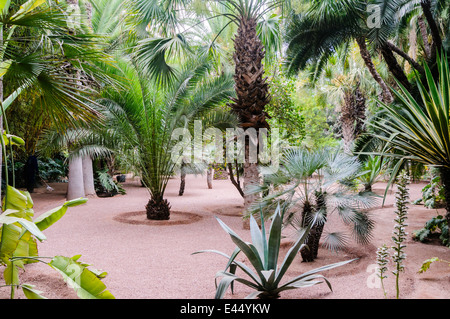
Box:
[248,147,378,256]
[0,183,114,299]
[193,205,355,299]
[412,176,445,209]
[265,70,305,147]
[94,169,126,197]
[292,87,338,149]
[418,257,450,274]
[38,157,67,183]
[413,215,449,247]
[358,155,385,191]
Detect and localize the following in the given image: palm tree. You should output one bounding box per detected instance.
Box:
[0,0,114,197]
[132,0,285,226]
[100,57,235,219]
[283,0,448,102]
[248,147,378,262]
[37,127,114,199]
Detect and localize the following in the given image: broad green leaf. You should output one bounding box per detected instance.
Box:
[0,60,12,77]
[2,186,28,212]
[22,284,47,299]
[49,256,115,299]
[4,261,19,285]
[12,0,45,18]
[0,213,46,242]
[34,198,87,231]
[0,0,11,14]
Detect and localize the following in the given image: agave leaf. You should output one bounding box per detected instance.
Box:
[267,207,282,270]
[215,217,266,281]
[192,249,262,286]
[214,271,260,299]
[274,225,310,287]
[249,214,265,266]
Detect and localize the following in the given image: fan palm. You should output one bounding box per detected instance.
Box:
[368,54,450,227]
[283,0,448,102]
[247,147,378,262]
[100,57,235,219]
[0,0,115,195]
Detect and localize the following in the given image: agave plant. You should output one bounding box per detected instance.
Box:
[194,205,355,299]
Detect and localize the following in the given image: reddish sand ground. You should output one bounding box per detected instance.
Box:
[2,175,449,299]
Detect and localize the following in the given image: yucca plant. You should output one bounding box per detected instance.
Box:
[368,53,450,229]
[193,205,356,299]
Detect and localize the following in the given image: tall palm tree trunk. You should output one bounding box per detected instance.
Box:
[179,163,186,196]
[82,155,96,197]
[340,85,366,154]
[356,37,393,104]
[229,16,270,228]
[380,44,412,93]
[67,155,85,200]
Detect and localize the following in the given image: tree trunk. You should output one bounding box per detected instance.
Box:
[420,0,442,60]
[439,167,450,229]
[67,156,85,200]
[146,196,171,220]
[300,201,316,262]
[228,16,271,229]
[206,166,212,189]
[356,37,394,104]
[243,148,260,229]
[311,191,327,259]
[380,44,412,93]
[82,155,96,197]
[340,86,366,154]
[418,15,432,60]
[179,165,186,196]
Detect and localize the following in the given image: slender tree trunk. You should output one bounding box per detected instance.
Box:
[311,191,327,259]
[67,156,85,200]
[341,90,356,154]
[179,164,186,196]
[300,201,316,262]
[206,165,212,189]
[418,15,432,60]
[380,44,412,92]
[356,37,393,104]
[420,0,442,60]
[229,16,271,229]
[82,155,96,197]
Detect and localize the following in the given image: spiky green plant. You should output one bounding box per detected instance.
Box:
[193,204,356,299]
[368,53,450,231]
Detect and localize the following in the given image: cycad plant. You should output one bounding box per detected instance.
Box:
[101,57,235,219]
[194,204,355,299]
[369,54,450,229]
[248,147,378,262]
